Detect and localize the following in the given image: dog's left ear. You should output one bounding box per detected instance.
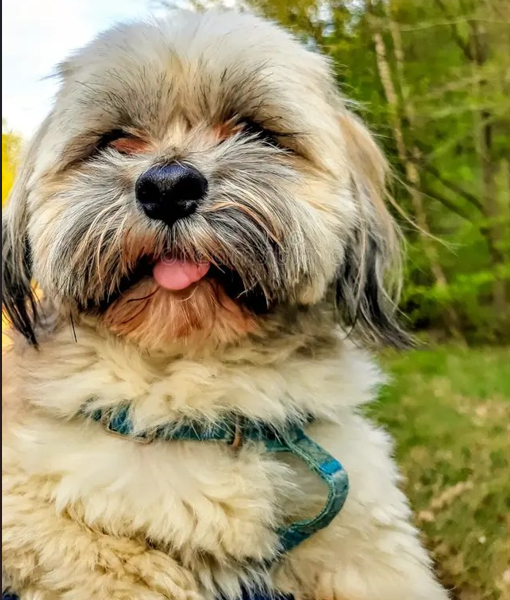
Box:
[334,109,412,348]
[2,118,51,346]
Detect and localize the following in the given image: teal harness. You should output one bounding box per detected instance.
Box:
[82,403,349,554]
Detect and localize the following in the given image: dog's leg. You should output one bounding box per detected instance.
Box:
[2,481,203,600]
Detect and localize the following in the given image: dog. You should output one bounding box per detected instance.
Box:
[2,9,449,600]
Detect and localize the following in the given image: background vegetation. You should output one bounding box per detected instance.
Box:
[375,347,510,600]
[240,0,510,344]
[2,1,509,598]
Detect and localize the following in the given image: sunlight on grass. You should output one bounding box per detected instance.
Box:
[372,346,510,600]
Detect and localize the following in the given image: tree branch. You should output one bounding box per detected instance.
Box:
[421,186,474,222]
[433,0,474,60]
[420,163,484,213]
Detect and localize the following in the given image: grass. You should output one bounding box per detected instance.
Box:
[370,345,510,600]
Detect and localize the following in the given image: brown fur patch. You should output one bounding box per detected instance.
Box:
[213,120,242,141]
[110,136,151,155]
[102,278,258,349]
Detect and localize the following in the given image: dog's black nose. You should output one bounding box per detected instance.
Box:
[135,163,208,225]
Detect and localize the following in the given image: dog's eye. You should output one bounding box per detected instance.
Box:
[237,119,282,147]
[215,119,291,151]
[96,130,148,155]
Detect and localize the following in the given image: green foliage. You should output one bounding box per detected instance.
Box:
[371,346,510,599]
[245,0,510,342]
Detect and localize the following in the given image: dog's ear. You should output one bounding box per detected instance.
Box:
[335,109,412,348]
[2,119,50,346]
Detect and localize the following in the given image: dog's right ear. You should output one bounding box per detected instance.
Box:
[2,119,50,346]
[334,108,412,349]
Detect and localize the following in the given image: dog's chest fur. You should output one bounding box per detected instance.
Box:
[3,322,390,584]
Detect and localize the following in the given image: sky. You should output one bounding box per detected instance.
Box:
[2,0,171,138]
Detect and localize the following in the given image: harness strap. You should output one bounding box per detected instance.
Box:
[82,403,349,553]
[267,426,349,552]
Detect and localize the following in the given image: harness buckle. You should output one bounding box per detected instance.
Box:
[230,416,243,449]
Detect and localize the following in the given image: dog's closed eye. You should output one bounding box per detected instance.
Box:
[215,118,294,152]
[96,129,149,155]
[237,119,282,147]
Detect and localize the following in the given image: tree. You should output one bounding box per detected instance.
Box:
[365,0,464,339]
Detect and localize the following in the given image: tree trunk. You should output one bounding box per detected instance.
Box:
[435,0,508,315]
[471,21,507,313]
[479,114,507,312]
[367,2,464,338]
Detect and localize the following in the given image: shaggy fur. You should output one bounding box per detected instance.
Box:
[2,9,448,600]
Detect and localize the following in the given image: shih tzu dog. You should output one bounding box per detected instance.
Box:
[2,9,448,600]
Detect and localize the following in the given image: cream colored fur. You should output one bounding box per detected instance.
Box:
[2,9,449,600]
[3,319,448,600]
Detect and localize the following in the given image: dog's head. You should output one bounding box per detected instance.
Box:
[2,10,409,350]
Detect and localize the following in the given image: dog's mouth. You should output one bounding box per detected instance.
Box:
[152,254,211,291]
[107,252,271,316]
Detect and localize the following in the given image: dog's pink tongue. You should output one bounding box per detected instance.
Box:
[153,257,210,291]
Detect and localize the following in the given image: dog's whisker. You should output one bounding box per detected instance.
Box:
[126,289,158,303]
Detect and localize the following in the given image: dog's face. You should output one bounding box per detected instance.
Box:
[2,10,408,350]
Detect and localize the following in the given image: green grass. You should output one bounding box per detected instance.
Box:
[369,346,510,600]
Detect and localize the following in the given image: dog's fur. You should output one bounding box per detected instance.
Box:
[2,10,448,600]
